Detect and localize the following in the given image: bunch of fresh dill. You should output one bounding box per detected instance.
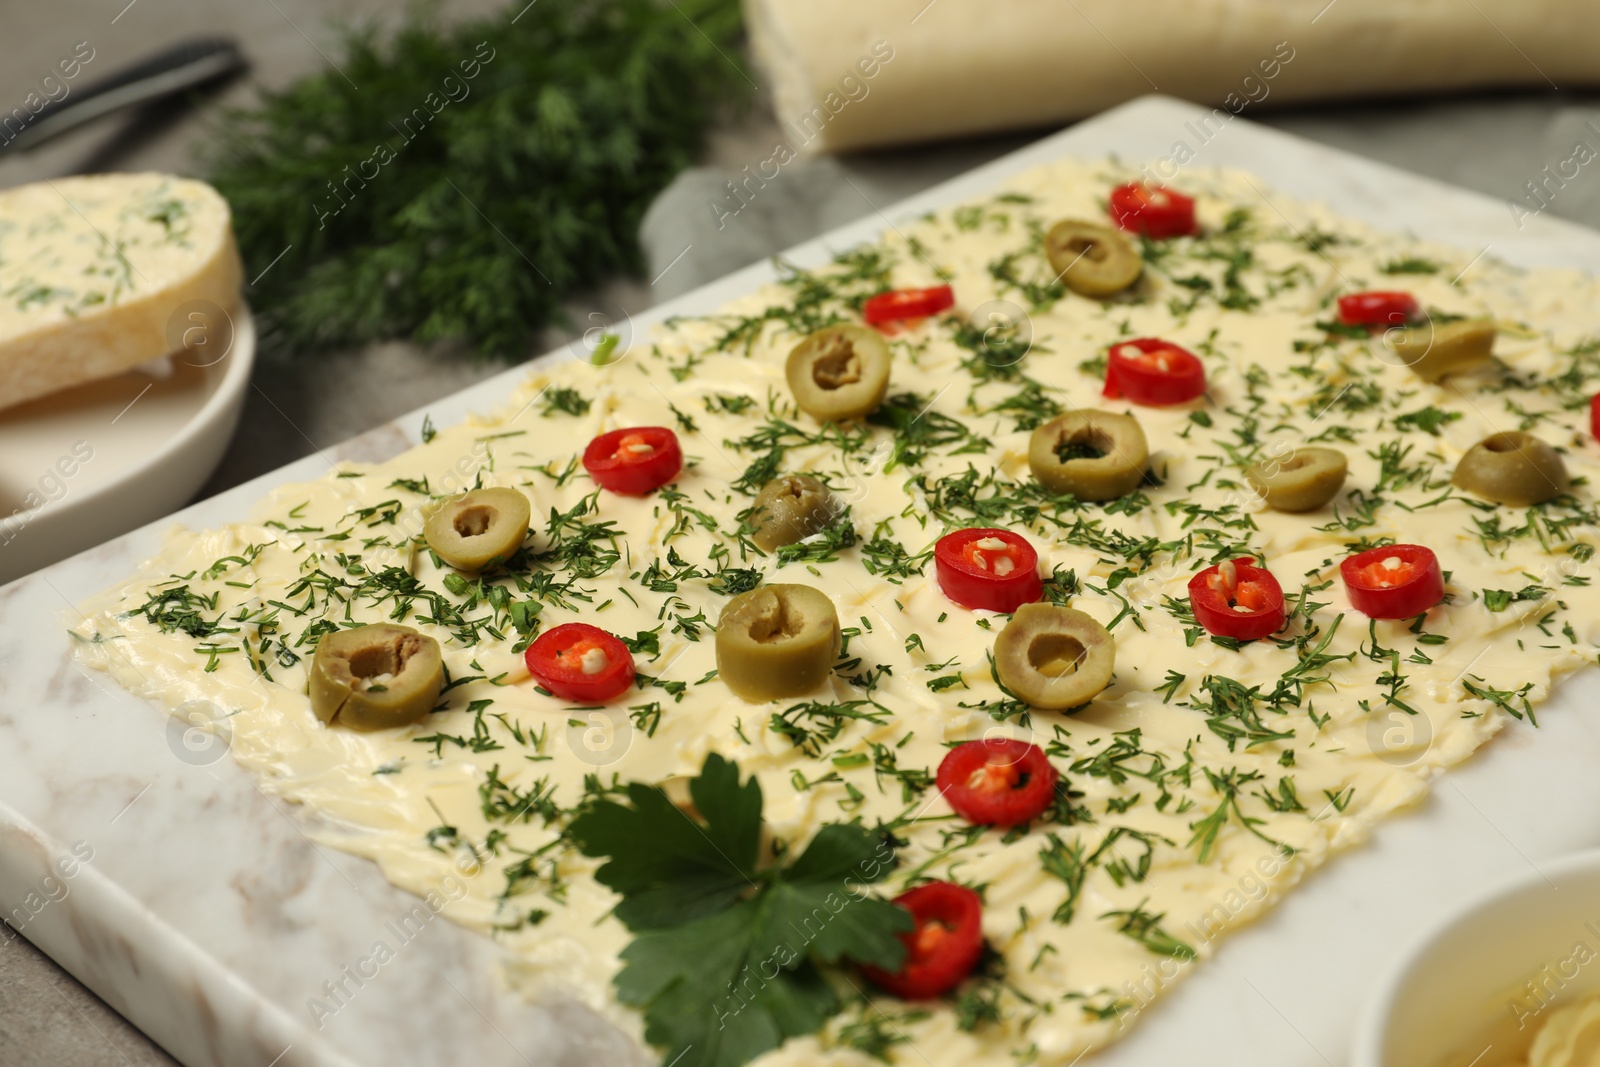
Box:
[206,0,746,357]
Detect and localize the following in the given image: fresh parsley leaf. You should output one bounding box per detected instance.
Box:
[570,753,759,930]
[766,824,915,967]
[613,903,837,1067]
[566,754,912,1067]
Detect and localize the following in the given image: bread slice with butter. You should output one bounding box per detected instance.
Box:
[0,173,242,411]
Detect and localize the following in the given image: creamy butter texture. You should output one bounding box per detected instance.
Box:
[0,174,223,322]
[1529,995,1600,1067]
[73,159,1600,1066]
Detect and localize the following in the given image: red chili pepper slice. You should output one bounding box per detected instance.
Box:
[1590,393,1600,440]
[1340,544,1445,620]
[524,623,636,702]
[1336,291,1419,329]
[582,427,682,496]
[1188,557,1287,642]
[1103,338,1207,406]
[864,285,955,329]
[934,528,1043,613]
[861,882,985,1000]
[1108,182,1198,239]
[936,738,1059,827]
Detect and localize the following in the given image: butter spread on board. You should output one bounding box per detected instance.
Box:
[73,159,1600,1067]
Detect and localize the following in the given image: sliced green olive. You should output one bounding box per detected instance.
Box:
[1452,431,1570,506]
[750,474,842,552]
[1028,410,1149,502]
[310,623,444,730]
[1389,319,1496,382]
[424,487,530,571]
[785,325,892,422]
[994,603,1115,710]
[1044,220,1142,298]
[716,584,840,702]
[1247,447,1349,512]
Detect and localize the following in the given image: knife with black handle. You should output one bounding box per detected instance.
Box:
[0,37,246,156]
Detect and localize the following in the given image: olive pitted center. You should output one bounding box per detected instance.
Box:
[1054,427,1112,462]
[745,589,805,643]
[1066,235,1107,262]
[812,338,863,390]
[346,635,413,682]
[1483,434,1518,453]
[453,505,494,537]
[1028,633,1086,678]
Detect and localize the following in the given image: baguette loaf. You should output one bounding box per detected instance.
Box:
[0,173,242,411]
[745,0,1600,153]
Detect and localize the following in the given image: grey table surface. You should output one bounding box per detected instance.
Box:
[4,2,1600,1064]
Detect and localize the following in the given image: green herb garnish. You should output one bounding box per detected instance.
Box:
[209,0,747,356]
[566,754,912,1067]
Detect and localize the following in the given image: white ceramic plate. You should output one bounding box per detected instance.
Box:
[0,303,254,584]
[1353,848,1600,1067]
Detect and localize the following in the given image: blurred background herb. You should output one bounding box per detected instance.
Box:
[207,0,747,358]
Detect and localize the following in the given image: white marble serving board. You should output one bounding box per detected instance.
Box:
[5,94,1600,1067]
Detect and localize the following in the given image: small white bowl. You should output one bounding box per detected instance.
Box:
[1353,848,1600,1067]
[0,304,255,584]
